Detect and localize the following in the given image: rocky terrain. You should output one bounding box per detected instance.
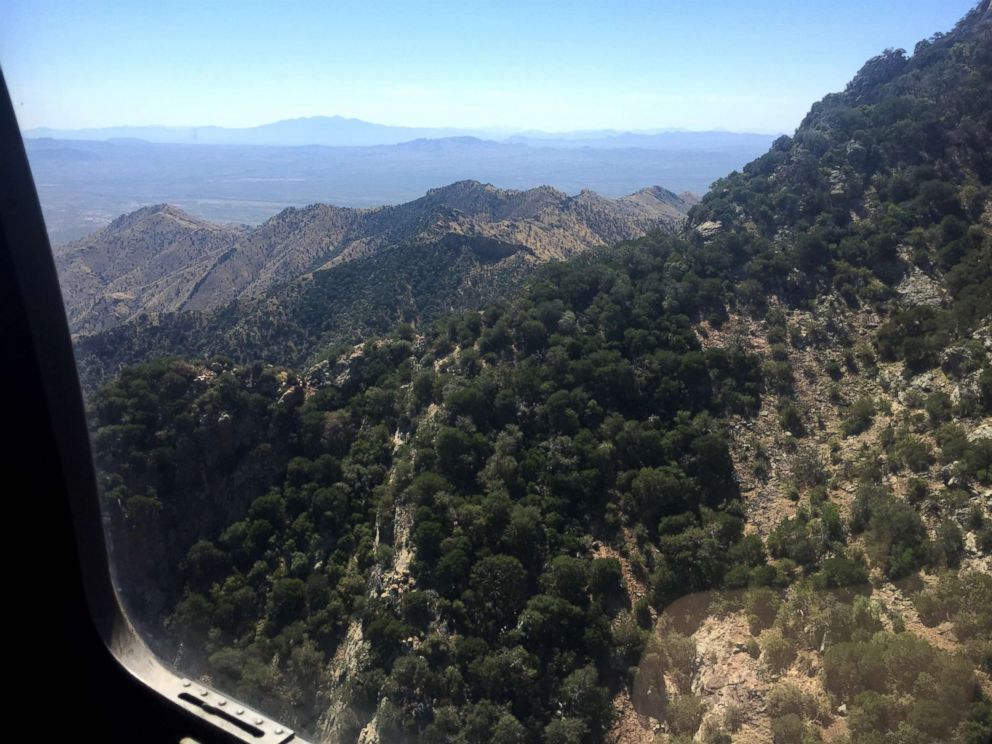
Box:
[82,4,992,743]
[56,181,693,336]
[600,300,992,744]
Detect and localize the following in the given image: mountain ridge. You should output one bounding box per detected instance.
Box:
[25,116,779,149]
[75,4,992,742]
[58,180,693,338]
[25,135,763,242]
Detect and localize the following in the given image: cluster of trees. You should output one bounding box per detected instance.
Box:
[682,9,992,368]
[721,582,991,744]
[87,6,992,742]
[914,571,992,676]
[76,237,531,392]
[92,235,766,737]
[823,632,987,743]
[93,346,410,724]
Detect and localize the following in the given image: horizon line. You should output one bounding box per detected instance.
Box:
[22,115,786,139]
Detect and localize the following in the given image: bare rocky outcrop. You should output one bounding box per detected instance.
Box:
[896,265,947,308]
[316,391,422,744]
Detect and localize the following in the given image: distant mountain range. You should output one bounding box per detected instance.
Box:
[25,133,768,243]
[61,181,694,368]
[25,115,777,149]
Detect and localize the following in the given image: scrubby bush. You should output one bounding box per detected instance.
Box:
[894,434,933,473]
[666,694,706,738]
[759,628,796,673]
[842,398,875,436]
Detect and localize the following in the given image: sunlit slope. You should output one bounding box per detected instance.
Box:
[89,4,992,743]
[71,182,692,381]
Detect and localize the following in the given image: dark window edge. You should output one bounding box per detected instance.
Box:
[0,67,307,744]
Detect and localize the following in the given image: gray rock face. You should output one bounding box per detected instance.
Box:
[896,267,946,308]
[695,220,722,238]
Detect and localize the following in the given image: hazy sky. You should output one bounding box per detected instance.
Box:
[0,0,978,134]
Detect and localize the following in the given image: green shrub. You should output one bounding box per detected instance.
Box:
[792,448,826,487]
[666,694,706,737]
[759,628,796,673]
[894,434,933,473]
[934,520,965,568]
[770,713,805,744]
[659,632,697,693]
[768,682,819,719]
[979,367,992,413]
[813,555,869,590]
[978,525,992,554]
[842,398,875,436]
[965,438,992,483]
[905,477,928,505]
[745,637,760,659]
[925,391,953,425]
[935,423,968,463]
[779,401,806,436]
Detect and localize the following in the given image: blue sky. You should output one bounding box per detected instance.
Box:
[0,0,978,134]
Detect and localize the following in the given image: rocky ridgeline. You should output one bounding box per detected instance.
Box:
[56,181,693,337]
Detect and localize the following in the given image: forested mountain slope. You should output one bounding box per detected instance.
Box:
[58,181,692,336]
[89,4,992,743]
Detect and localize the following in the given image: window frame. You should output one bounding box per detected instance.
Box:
[0,69,306,744]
